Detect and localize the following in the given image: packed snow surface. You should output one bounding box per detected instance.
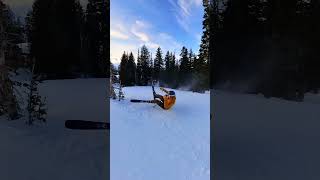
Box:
[111,86,210,180]
[0,78,109,180]
[212,90,320,180]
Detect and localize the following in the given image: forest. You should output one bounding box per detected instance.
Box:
[210,0,320,101]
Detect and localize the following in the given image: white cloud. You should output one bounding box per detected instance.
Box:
[135,20,152,29]
[111,29,130,40]
[111,19,184,63]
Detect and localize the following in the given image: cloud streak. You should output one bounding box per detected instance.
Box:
[169,0,202,32]
[131,20,151,42]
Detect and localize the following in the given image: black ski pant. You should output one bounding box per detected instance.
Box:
[153,93,165,109]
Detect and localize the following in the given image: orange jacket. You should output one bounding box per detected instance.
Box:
[160,87,176,110]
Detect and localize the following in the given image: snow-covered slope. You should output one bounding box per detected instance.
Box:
[111,86,210,180]
[0,79,109,180]
[212,90,320,180]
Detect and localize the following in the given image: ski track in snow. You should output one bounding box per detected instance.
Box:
[111,86,210,180]
[0,79,109,180]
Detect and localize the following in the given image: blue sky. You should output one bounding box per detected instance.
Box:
[111,0,204,64]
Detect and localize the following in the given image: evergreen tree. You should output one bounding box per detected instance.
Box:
[0,1,20,119]
[189,49,195,72]
[28,0,84,78]
[199,0,210,66]
[153,47,164,82]
[179,47,190,86]
[110,62,117,99]
[136,49,142,85]
[173,54,180,88]
[140,45,151,85]
[126,52,136,86]
[110,62,118,84]
[150,52,154,82]
[210,0,319,100]
[163,51,171,85]
[86,0,109,77]
[119,52,128,86]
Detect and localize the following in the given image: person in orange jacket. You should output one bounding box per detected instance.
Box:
[151,86,176,110]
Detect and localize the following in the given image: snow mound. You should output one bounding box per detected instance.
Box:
[111,86,210,180]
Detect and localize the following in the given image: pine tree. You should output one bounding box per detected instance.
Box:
[29,0,84,77]
[126,52,136,86]
[110,62,117,99]
[119,52,128,86]
[173,54,180,88]
[150,52,154,82]
[0,1,19,119]
[179,47,190,86]
[163,51,171,85]
[86,0,109,77]
[136,49,142,85]
[140,45,151,85]
[153,47,164,82]
[199,0,210,66]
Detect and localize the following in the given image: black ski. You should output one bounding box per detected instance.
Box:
[130,99,154,103]
[65,120,110,130]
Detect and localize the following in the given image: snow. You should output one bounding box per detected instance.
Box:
[111,86,210,180]
[212,90,320,180]
[17,43,30,54]
[0,78,109,180]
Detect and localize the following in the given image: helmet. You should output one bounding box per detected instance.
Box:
[169,91,175,96]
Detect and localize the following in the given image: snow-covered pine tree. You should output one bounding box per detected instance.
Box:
[109,63,117,99]
[118,81,125,101]
[27,59,47,125]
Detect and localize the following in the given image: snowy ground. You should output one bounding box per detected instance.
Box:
[111,86,210,180]
[212,90,320,180]
[0,78,109,180]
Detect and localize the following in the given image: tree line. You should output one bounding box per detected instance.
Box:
[117,45,209,92]
[210,0,320,101]
[25,0,109,79]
